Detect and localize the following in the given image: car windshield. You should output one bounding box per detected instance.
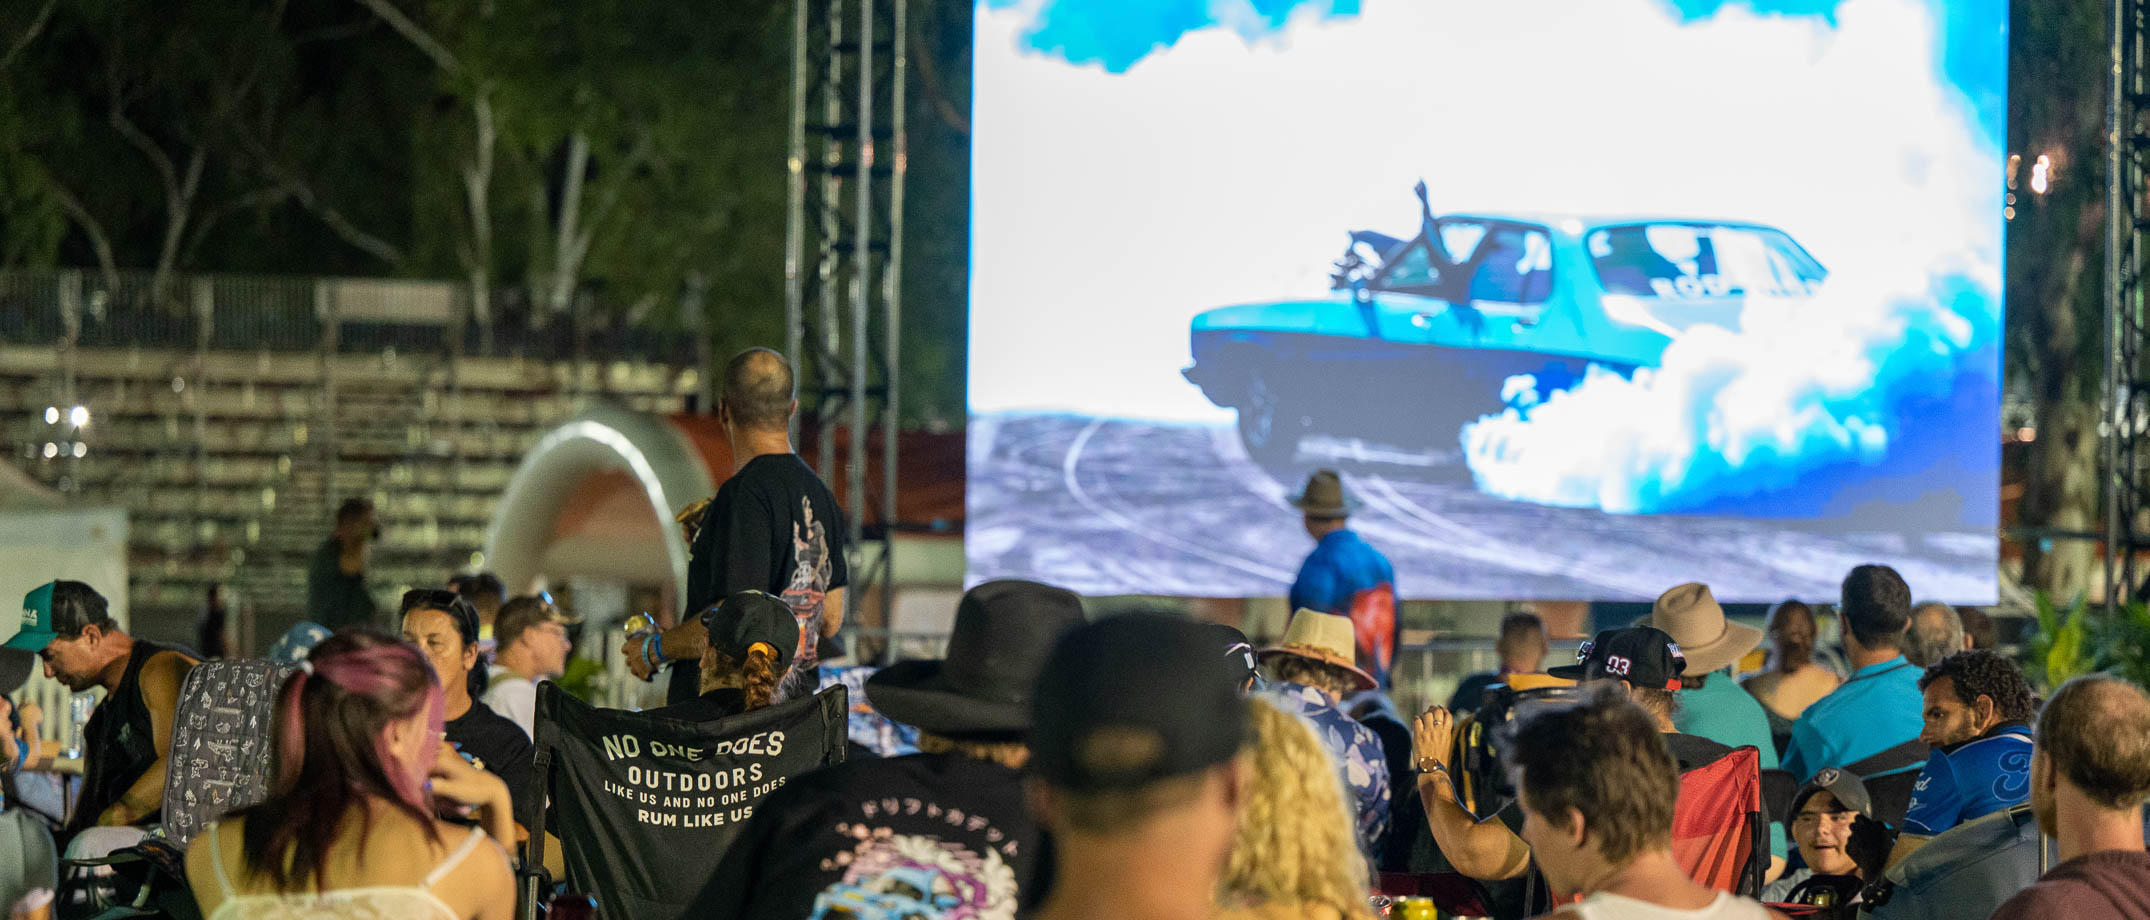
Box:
[1587,224,1824,298]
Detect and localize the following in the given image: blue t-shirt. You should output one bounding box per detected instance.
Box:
[1902,722,2034,837]
[1782,656,1924,783]
[1289,529,1399,686]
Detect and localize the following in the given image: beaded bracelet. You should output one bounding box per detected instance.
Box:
[643,632,666,667]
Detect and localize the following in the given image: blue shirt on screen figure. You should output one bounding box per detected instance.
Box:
[1286,470,1399,688]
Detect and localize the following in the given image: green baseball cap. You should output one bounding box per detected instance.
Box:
[5,581,100,653]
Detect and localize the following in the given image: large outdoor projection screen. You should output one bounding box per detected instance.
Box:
[966,0,2005,603]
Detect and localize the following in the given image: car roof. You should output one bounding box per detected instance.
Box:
[1439,212,1796,237]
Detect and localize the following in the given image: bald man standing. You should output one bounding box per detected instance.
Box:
[624,347,849,705]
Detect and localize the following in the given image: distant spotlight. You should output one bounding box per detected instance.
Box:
[72,442,86,458]
[43,407,58,424]
[2006,153,2021,189]
[2004,206,2016,221]
[2018,426,2036,442]
[68,405,89,427]
[2031,154,2052,195]
[42,443,57,459]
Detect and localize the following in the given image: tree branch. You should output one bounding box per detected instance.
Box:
[911,29,968,135]
[0,0,57,72]
[105,61,182,198]
[40,173,123,294]
[350,0,459,73]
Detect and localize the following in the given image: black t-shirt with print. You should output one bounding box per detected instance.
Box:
[670,453,850,704]
[446,699,537,830]
[694,752,1040,919]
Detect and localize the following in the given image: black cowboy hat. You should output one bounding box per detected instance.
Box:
[866,579,1086,738]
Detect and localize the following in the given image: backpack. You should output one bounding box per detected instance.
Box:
[1672,745,1767,897]
[162,659,297,848]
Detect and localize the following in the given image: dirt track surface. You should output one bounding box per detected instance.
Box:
[964,413,1997,602]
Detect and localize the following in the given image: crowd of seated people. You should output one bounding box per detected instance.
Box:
[5,552,2148,920]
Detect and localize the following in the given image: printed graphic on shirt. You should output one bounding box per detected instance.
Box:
[813,820,1020,920]
[780,497,834,702]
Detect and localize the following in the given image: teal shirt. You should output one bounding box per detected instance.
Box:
[1782,656,1925,783]
[1677,670,1788,860]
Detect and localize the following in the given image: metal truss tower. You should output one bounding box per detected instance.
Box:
[2109,0,2150,612]
[785,0,906,637]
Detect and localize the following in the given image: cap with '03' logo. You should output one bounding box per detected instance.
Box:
[1547,626,1686,691]
[4,580,108,653]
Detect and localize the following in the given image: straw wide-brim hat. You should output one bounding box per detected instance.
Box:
[1647,582,1763,675]
[1289,470,1362,518]
[1257,609,1377,692]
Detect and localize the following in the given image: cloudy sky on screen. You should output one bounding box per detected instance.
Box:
[966,0,2005,425]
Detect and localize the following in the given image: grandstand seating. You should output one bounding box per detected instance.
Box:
[0,270,699,648]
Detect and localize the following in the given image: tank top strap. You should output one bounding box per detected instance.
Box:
[207,823,236,898]
[423,826,489,890]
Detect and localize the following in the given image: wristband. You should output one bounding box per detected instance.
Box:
[643,632,666,667]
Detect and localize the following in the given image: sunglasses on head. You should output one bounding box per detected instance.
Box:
[399,588,475,621]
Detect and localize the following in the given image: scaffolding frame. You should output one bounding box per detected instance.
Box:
[785,0,906,642]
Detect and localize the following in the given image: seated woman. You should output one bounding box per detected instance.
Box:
[1217,696,1376,920]
[185,631,516,920]
[650,591,793,721]
[1742,600,1841,751]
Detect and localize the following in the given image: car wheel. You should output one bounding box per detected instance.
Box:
[1237,366,1307,470]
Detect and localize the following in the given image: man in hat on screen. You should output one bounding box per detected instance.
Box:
[1260,608,1390,856]
[696,579,1087,919]
[1286,469,1399,688]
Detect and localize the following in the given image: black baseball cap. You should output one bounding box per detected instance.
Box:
[1032,613,1248,792]
[1792,767,1874,820]
[700,591,797,670]
[1548,626,1687,690]
[5,581,108,653]
[1202,622,1258,687]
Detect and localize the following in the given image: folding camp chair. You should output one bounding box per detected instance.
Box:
[1672,745,1767,896]
[522,682,848,920]
[58,659,295,919]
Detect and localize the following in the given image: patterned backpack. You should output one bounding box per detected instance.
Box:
[161,659,296,848]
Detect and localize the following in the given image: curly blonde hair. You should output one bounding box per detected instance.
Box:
[1219,697,1374,919]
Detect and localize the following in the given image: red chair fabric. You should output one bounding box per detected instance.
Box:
[1672,745,1764,895]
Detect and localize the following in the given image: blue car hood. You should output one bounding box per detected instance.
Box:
[1190,296,1375,337]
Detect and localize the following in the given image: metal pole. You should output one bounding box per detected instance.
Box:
[818,0,845,481]
[2108,0,2128,616]
[881,0,907,631]
[785,0,812,439]
[849,0,876,619]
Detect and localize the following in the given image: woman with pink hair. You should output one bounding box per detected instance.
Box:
[185,631,516,919]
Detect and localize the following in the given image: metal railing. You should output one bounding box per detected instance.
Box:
[0,269,705,367]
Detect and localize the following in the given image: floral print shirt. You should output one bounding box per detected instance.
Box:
[1265,680,1391,854]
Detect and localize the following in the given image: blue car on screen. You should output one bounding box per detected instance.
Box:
[1182,195,1827,470]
